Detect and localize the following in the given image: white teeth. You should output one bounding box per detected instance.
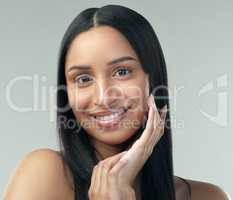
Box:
[95,112,120,121]
[92,108,128,122]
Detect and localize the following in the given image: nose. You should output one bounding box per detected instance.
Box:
[93,79,122,109]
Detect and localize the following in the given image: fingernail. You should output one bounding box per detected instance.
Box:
[160,104,167,117]
[162,104,167,113]
[164,105,168,119]
[164,104,167,112]
[151,96,157,111]
[147,94,153,107]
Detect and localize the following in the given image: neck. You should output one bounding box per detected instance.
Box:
[90,138,124,160]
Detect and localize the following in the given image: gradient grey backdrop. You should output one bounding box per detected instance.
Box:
[1,0,232,198]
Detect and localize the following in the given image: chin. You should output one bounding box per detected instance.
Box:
[86,123,143,148]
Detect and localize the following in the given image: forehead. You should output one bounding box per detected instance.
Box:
[65,26,139,68]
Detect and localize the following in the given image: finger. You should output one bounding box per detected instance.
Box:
[159,104,168,135]
[101,162,109,194]
[153,96,163,128]
[151,104,167,147]
[89,165,97,196]
[99,153,125,193]
[102,151,126,170]
[151,97,161,141]
[157,104,167,135]
[136,95,155,147]
[146,102,166,155]
[124,96,156,164]
[107,151,128,168]
[93,152,125,195]
[95,161,104,193]
[109,156,128,175]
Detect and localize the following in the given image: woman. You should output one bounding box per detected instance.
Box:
[3,4,229,200]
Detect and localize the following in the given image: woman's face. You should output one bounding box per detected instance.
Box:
[65,25,149,147]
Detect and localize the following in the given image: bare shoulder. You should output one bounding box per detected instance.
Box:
[3,148,75,200]
[186,178,230,200]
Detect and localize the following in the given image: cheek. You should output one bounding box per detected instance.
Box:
[122,91,148,130]
[67,86,91,114]
[124,81,149,113]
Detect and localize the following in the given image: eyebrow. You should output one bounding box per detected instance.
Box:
[66,56,137,73]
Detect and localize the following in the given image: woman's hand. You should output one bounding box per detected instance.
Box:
[88,94,167,199]
[88,151,135,200]
[112,94,168,187]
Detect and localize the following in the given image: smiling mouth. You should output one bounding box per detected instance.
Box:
[91,107,130,128]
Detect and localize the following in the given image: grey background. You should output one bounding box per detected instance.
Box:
[1,0,232,198]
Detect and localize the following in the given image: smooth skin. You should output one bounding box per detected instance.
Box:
[3,25,230,200]
[65,26,151,161]
[2,148,229,200]
[88,94,167,200]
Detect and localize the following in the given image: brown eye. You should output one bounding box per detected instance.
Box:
[114,67,132,77]
[74,74,93,85]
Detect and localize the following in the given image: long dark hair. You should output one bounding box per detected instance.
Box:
[57,4,175,200]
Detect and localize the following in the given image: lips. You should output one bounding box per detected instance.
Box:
[90,107,129,129]
[90,107,128,117]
